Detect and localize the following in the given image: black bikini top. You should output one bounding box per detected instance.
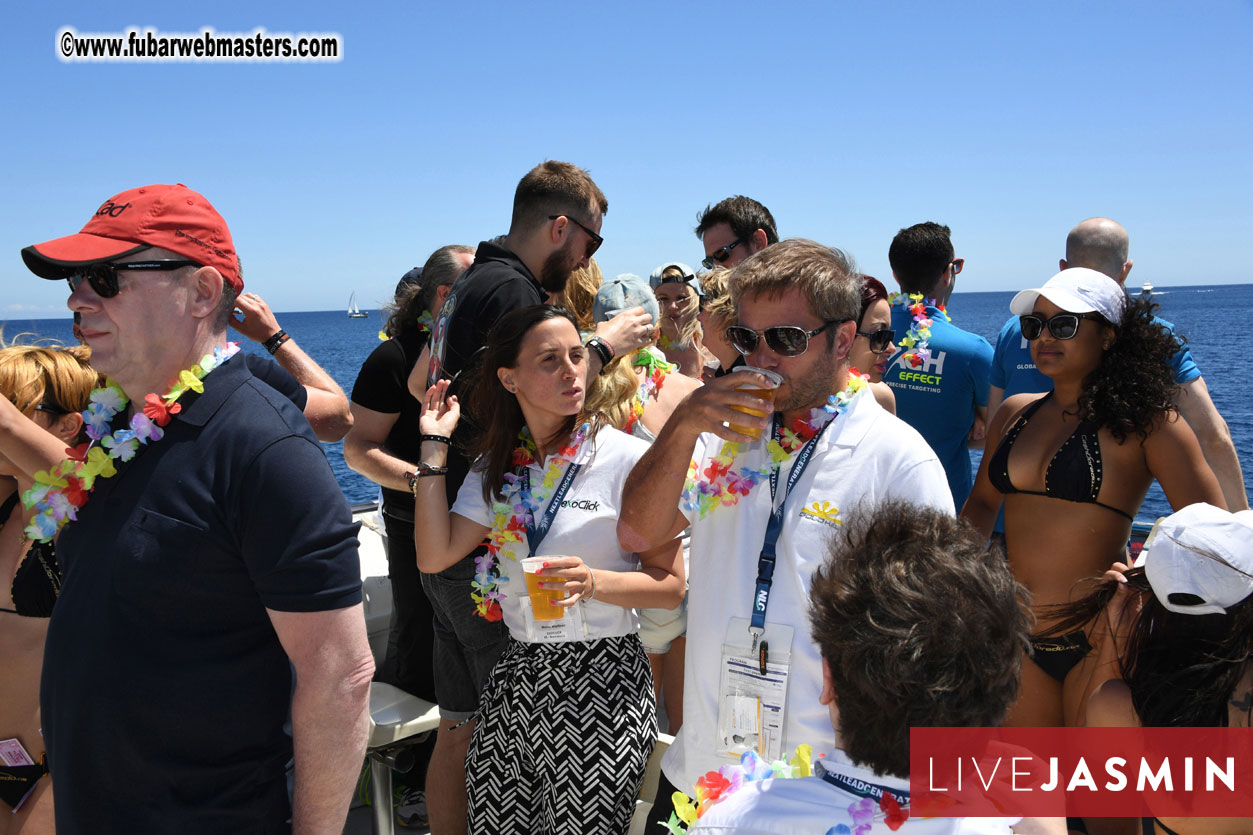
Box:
[987,392,1134,522]
[0,492,61,618]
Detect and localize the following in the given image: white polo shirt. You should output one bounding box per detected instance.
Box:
[452,425,650,644]
[664,391,954,790]
[692,750,1018,834]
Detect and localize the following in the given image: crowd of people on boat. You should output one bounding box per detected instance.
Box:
[0,165,1249,835]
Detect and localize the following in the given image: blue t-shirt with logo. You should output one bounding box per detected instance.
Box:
[990,314,1201,399]
[883,303,993,510]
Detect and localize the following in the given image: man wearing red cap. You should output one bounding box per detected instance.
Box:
[22,184,374,833]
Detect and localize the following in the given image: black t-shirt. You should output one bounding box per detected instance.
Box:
[425,242,545,508]
[350,328,428,517]
[42,354,361,832]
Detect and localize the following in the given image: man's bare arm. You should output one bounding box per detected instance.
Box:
[343,405,410,492]
[618,373,772,553]
[1176,376,1248,510]
[268,604,374,835]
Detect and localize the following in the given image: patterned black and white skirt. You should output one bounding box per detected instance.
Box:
[466,633,657,835]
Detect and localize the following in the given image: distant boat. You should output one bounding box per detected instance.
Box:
[348,292,369,318]
[1140,282,1154,295]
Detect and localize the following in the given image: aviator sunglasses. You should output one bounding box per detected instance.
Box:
[701,237,745,270]
[855,327,896,354]
[1019,312,1105,341]
[66,260,201,298]
[548,214,603,257]
[726,320,845,357]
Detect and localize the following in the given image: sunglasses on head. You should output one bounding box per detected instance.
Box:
[726,320,844,357]
[66,260,200,298]
[855,327,896,354]
[701,237,745,270]
[548,214,603,258]
[1019,312,1105,341]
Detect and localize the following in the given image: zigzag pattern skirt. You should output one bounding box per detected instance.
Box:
[466,633,657,834]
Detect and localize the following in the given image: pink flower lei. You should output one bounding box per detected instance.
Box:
[680,372,867,520]
[472,421,591,621]
[21,343,241,543]
[888,292,950,369]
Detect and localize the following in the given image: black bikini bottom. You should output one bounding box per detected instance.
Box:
[1029,630,1093,684]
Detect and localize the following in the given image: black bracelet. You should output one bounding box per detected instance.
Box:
[406,464,449,495]
[420,434,451,445]
[585,336,614,372]
[262,330,290,355]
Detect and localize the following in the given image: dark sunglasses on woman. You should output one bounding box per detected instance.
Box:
[66,260,201,299]
[856,327,895,354]
[1019,312,1105,341]
[725,320,844,357]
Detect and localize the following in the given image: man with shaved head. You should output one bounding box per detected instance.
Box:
[988,217,1247,510]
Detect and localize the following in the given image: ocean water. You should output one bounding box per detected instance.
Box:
[4,283,1250,521]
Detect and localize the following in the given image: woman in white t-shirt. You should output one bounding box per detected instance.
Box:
[414,304,685,835]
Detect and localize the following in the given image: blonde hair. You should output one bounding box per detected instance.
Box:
[562,258,604,335]
[656,267,702,348]
[0,338,101,418]
[730,238,861,324]
[584,352,640,430]
[700,267,736,329]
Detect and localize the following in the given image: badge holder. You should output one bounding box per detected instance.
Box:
[519,596,588,644]
[715,618,793,762]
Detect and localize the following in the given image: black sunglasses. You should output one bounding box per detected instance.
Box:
[726,320,844,357]
[1019,312,1105,341]
[701,237,745,270]
[34,403,68,416]
[548,214,603,257]
[855,327,896,354]
[66,260,200,299]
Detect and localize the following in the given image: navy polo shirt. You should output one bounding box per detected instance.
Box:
[42,352,361,833]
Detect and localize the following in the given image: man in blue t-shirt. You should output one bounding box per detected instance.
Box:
[882,222,993,510]
[989,217,1247,511]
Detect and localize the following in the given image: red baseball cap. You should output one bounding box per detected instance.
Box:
[21,183,243,292]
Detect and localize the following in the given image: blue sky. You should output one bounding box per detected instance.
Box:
[3,1,1250,317]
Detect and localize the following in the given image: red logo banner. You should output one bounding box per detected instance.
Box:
[909,727,1253,818]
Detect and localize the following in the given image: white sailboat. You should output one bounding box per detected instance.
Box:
[347,292,369,318]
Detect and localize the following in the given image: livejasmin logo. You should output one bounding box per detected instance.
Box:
[909,726,1253,819]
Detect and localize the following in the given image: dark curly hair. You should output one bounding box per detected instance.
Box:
[1075,294,1180,442]
[1043,564,1253,728]
[809,501,1033,778]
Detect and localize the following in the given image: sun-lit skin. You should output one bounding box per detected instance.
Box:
[653,282,699,339]
[496,317,587,452]
[701,222,759,269]
[1028,297,1112,385]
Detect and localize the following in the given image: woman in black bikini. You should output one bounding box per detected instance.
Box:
[963,268,1225,729]
[0,343,100,832]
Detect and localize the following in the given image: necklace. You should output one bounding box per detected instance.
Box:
[623,347,675,434]
[472,422,590,621]
[889,293,950,368]
[681,372,867,520]
[21,343,240,543]
[664,745,820,833]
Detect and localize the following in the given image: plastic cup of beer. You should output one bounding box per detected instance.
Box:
[728,366,782,439]
[521,556,566,621]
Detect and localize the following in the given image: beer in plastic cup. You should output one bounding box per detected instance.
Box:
[521,556,566,621]
[728,366,782,440]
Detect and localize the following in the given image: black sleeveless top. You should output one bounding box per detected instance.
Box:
[0,492,61,618]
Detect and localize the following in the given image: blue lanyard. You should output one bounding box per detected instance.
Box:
[520,461,582,557]
[819,763,910,808]
[749,415,828,650]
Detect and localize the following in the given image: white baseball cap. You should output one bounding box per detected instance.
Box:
[1009,268,1127,326]
[1138,503,1253,616]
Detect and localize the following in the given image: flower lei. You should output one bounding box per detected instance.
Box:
[680,371,868,520]
[21,343,241,543]
[623,347,675,435]
[660,747,910,834]
[376,309,435,342]
[472,422,591,621]
[888,292,950,368]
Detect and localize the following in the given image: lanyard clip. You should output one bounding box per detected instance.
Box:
[749,625,763,654]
